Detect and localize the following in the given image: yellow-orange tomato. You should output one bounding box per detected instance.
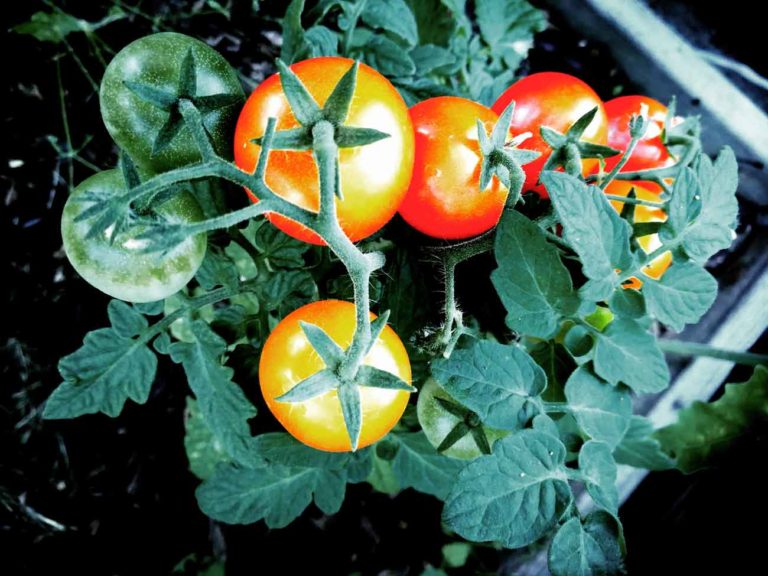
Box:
[234,57,415,245]
[259,300,412,452]
[492,72,609,198]
[607,180,672,289]
[398,96,509,240]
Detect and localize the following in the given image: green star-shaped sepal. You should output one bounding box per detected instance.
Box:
[249,59,390,199]
[124,48,242,157]
[477,102,541,207]
[274,312,416,451]
[539,107,621,178]
[73,153,142,245]
[433,396,493,455]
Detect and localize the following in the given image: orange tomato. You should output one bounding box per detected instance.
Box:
[259,300,411,452]
[234,57,415,245]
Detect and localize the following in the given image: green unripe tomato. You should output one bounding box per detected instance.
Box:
[584,305,614,332]
[61,170,207,303]
[100,32,244,173]
[417,377,508,460]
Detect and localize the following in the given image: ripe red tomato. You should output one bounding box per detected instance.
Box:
[606,180,671,289]
[234,57,414,245]
[398,96,508,239]
[492,72,608,198]
[603,95,673,174]
[259,300,412,452]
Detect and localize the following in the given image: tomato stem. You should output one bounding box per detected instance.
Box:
[603,194,665,208]
[658,339,768,366]
[598,125,643,190]
[140,280,260,345]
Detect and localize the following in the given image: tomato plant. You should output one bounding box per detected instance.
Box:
[234,57,414,245]
[259,300,411,452]
[37,2,749,573]
[492,72,608,197]
[603,95,673,174]
[398,96,508,239]
[100,32,244,174]
[60,169,207,303]
[417,377,507,459]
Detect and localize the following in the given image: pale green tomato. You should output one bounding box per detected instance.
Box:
[417,377,508,460]
[61,169,207,303]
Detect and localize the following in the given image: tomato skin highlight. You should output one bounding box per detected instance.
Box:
[398,96,508,240]
[606,180,671,288]
[61,170,207,303]
[492,72,608,198]
[259,300,412,452]
[234,57,415,245]
[100,32,244,174]
[603,95,672,174]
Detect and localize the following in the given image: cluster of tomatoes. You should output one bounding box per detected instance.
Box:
[61,33,676,452]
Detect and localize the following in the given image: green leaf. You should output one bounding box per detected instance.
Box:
[388,432,467,500]
[444,430,572,547]
[410,44,456,74]
[249,433,351,469]
[407,0,457,47]
[530,342,576,402]
[44,318,157,419]
[107,300,149,338]
[280,0,308,63]
[642,260,718,332]
[259,269,318,317]
[196,461,346,527]
[476,0,546,60]
[548,512,624,576]
[442,542,472,568]
[542,171,634,301]
[609,289,645,319]
[195,247,240,290]
[565,367,632,448]
[593,318,670,394]
[13,10,84,43]
[431,340,546,430]
[661,148,739,263]
[492,209,579,339]
[305,25,338,57]
[246,219,309,269]
[361,0,418,46]
[367,449,401,494]
[184,398,231,481]
[579,441,619,515]
[170,321,257,466]
[655,366,768,473]
[613,416,675,471]
[364,36,416,77]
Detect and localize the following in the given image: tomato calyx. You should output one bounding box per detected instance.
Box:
[432,395,493,455]
[249,59,390,193]
[540,107,620,180]
[476,102,541,206]
[274,315,415,450]
[123,48,242,158]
